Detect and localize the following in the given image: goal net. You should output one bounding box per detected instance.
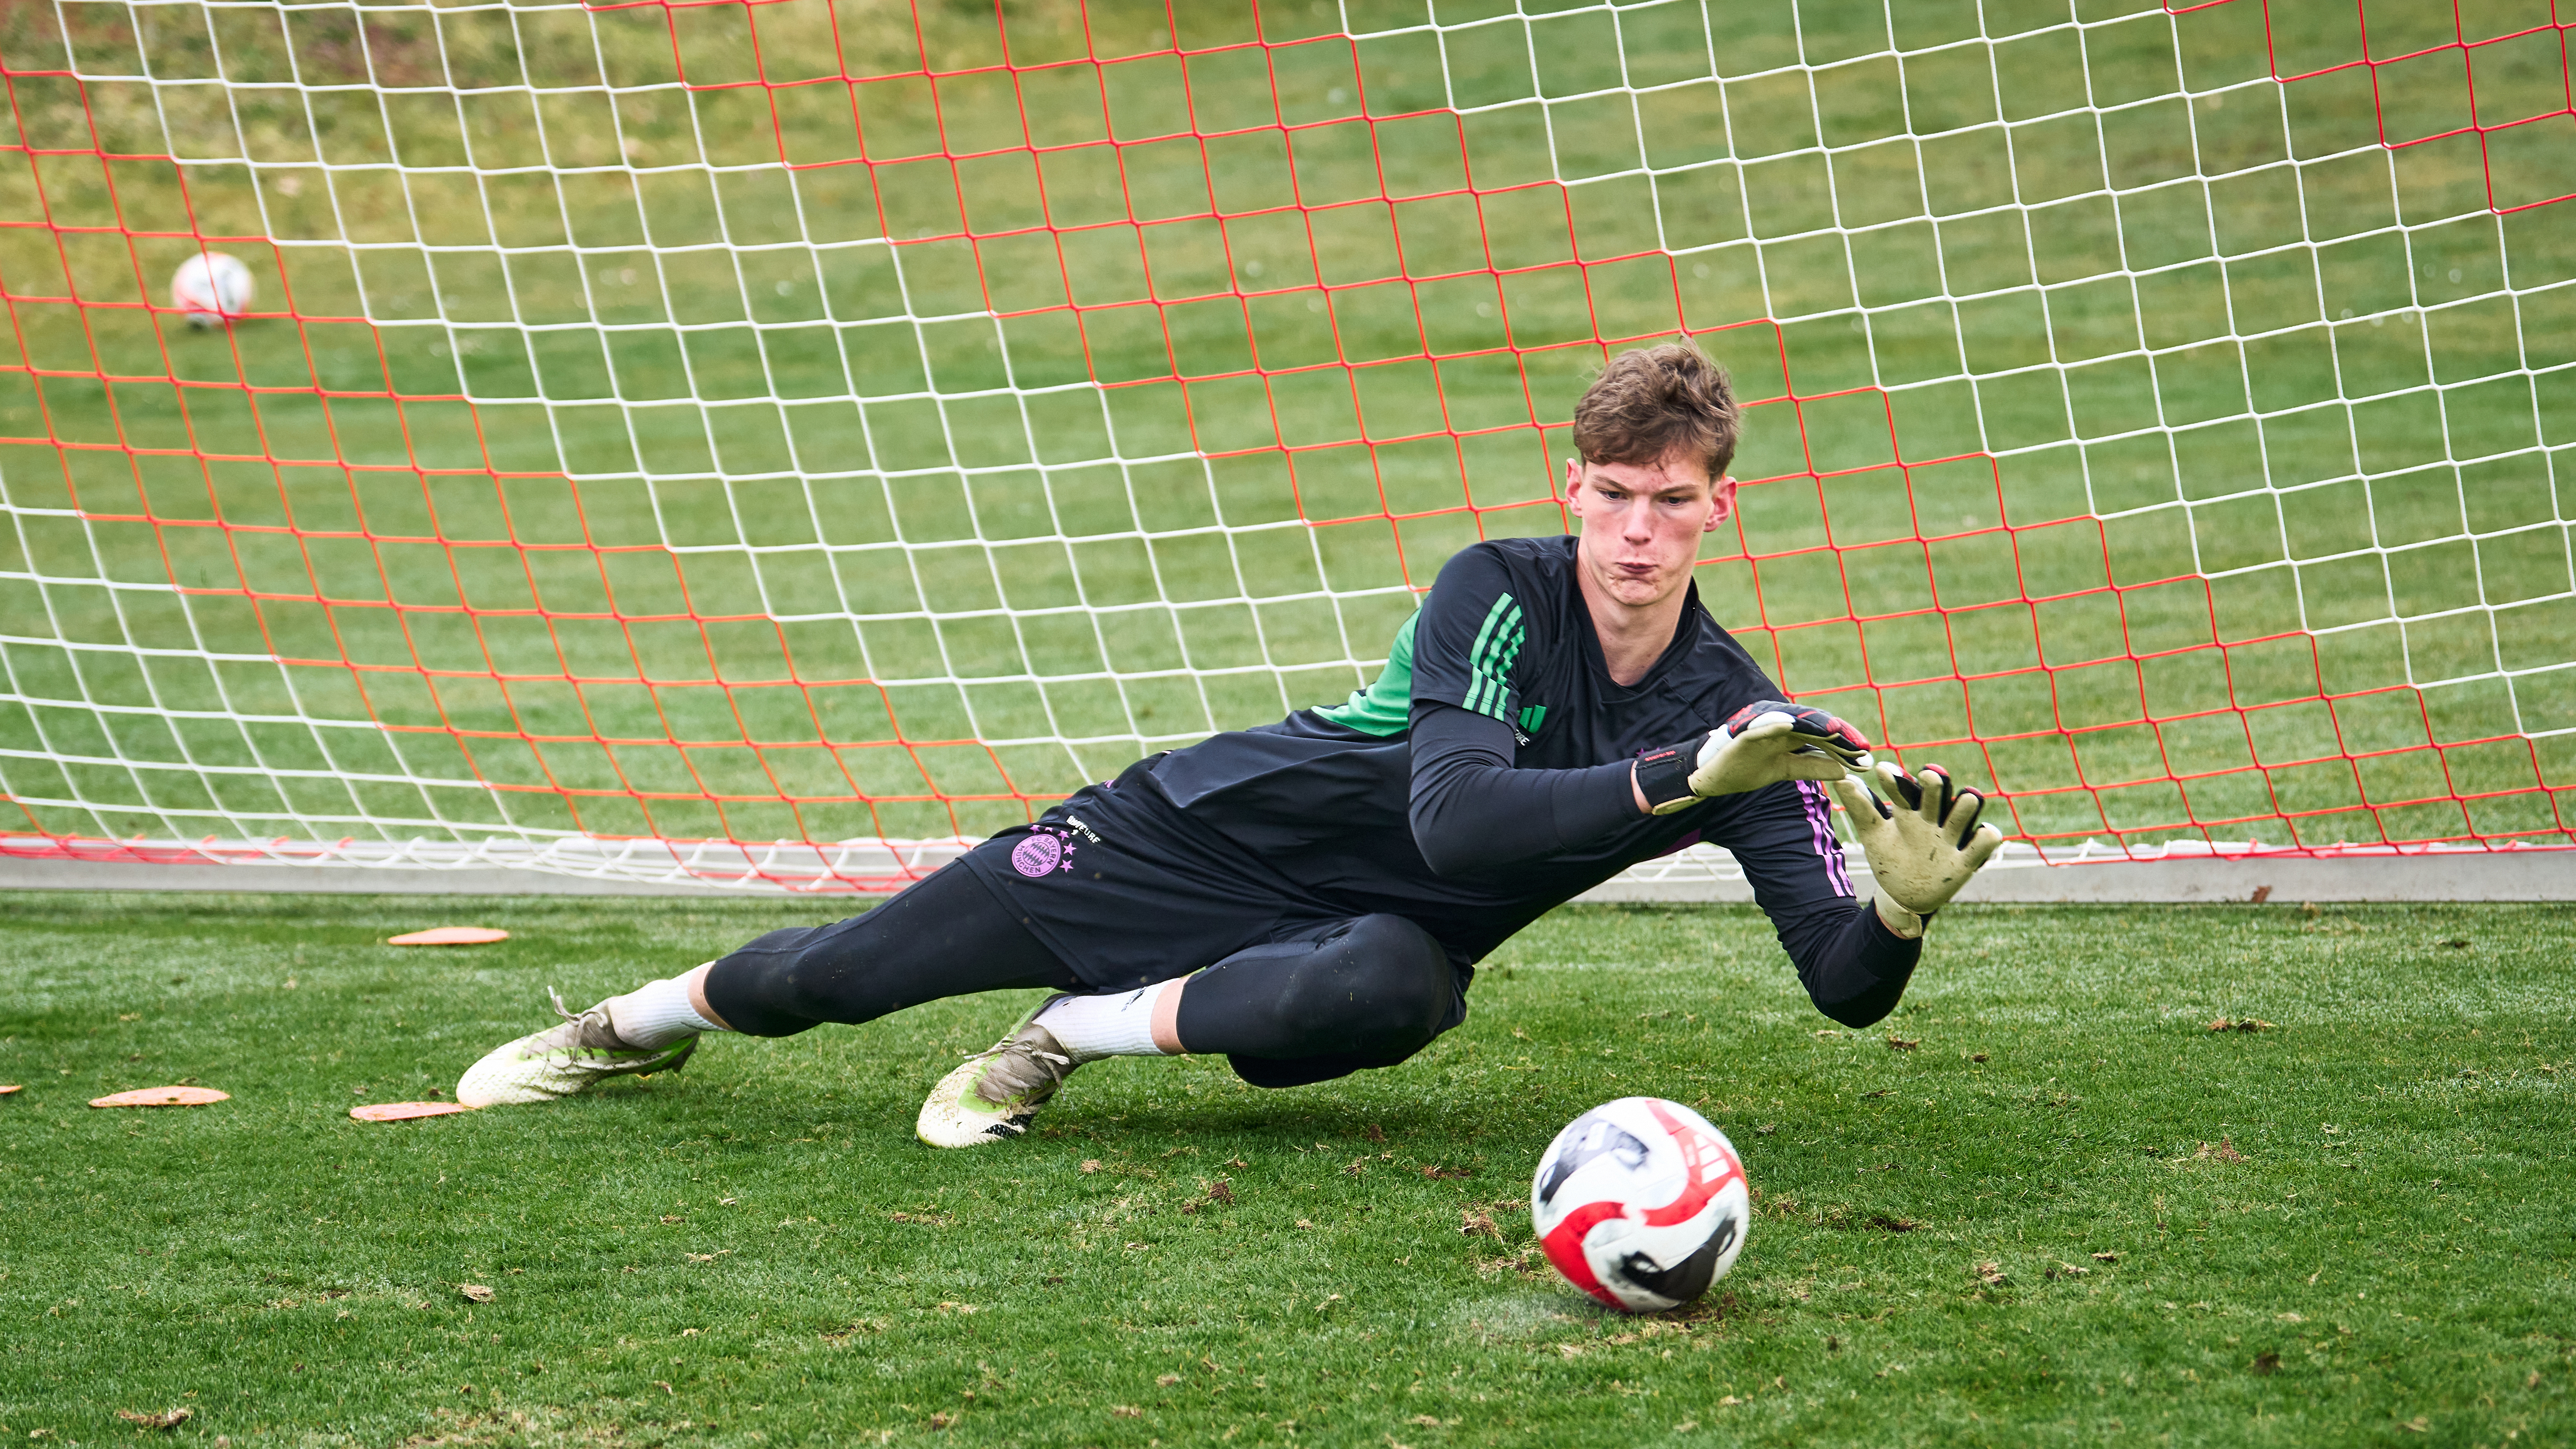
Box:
[3,0,2570,892]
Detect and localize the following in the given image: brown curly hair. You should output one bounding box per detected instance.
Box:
[1570,341,1740,481]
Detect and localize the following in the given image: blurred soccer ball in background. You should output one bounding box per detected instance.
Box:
[1531,1096,1750,1313]
[170,251,253,328]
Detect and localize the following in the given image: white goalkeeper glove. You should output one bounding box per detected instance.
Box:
[1636,701,1876,816]
[1826,760,2007,924]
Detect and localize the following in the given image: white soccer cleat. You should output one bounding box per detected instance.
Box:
[455,989,698,1108]
[917,1000,1082,1148]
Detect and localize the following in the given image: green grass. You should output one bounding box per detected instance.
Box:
[1,0,2572,854]
[5,892,2573,1446]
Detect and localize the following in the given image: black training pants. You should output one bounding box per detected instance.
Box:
[701,862,1465,1088]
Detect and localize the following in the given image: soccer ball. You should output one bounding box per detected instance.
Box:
[170,251,253,327]
[1531,1096,1749,1313]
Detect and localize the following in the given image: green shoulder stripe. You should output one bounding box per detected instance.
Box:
[1463,593,1524,720]
[1311,610,1419,738]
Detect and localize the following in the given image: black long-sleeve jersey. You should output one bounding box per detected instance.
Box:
[961,535,1921,1025]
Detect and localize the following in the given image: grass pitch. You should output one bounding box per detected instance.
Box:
[5,891,2572,1446]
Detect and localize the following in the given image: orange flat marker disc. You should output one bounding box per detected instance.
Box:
[387,926,510,946]
[91,1086,229,1108]
[0,1084,22,1095]
[350,1101,473,1122]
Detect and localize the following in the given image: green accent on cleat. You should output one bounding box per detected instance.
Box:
[917,996,1081,1148]
[455,989,697,1108]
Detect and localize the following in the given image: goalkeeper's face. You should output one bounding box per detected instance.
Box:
[1563,454,1735,611]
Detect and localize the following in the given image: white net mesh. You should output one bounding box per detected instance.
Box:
[2,0,2569,891]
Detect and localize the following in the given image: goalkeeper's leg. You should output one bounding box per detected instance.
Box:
[456,864,1083,1108]
[459,856,1462,1127]
[918,912,1465,1144]
[1175,914,1466,1087]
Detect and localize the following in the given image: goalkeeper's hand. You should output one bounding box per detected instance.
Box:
[1825,760,2006,922]
[1635,701,1876,816]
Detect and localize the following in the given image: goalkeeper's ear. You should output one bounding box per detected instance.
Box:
[1705,473,1738,530]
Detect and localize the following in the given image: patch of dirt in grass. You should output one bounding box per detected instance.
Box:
[399,1406,628,1448]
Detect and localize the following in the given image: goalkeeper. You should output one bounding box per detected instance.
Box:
[457,343,2006,1145]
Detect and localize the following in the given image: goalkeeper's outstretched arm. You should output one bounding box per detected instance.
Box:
[1403,698,1879,878]
[1401,697,2008,1029]
[1727,761,2008,1028]
[1771,902,1923,1028]
[1404,704,1639,876]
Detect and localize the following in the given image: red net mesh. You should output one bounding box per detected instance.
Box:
[0,0,2569,890]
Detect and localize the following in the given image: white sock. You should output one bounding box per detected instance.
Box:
[1035,979,1186,1062]
[605,968,724,1049]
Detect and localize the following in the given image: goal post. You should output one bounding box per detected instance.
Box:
[1,0,2570,895]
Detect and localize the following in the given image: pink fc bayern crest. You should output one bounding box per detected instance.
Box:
[1011,833,1063,877]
